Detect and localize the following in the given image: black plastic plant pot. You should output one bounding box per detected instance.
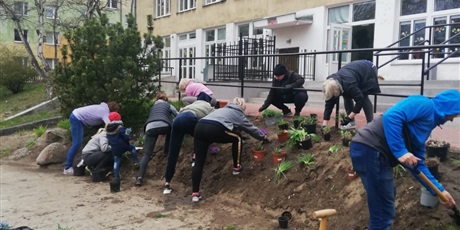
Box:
[278,124,289,130]
[278,216,288,229]
[110,177,121,193]
[342,138,351,147]
[297,138,312,150]
[426,146,449,162]
[324,133,331,141]
[293,120,301,129]
[310,113,318,119]
[73,165,86,176]
[303,124,316,134]
[282,211,292,221]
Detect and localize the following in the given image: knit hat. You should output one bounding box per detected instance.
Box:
[273,64,288,76]
[108,112,121,121]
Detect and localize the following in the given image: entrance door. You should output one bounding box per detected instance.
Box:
[328,24,351,74]
[278,47,300,73]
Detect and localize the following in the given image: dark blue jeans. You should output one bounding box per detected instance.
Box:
[65,113,84,169]
[350,142,395,230]
[164,112,198,183]
[137,126,171,179]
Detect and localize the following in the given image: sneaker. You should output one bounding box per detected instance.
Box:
[63,167,74,176]
[341,121,356,130]
[190,154,196,167]
[232,164,243,175]
[163,185,172,195]
[191,192,202,202]
[135,177,143,186]
[77,159,84,167]
[283,111,293,116]
[85,166,92,176]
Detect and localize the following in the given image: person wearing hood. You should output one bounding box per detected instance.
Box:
[191,97,270,202]
[322,60,380,129]
[135,92,179,186]
[350,89,459,229]
[105,112,139,182]
[162,98,214,195]
[178,78,217,107]
[257,64,308,117]
[77,128,113,177]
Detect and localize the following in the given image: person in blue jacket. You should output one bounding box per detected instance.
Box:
[350,89,459,229]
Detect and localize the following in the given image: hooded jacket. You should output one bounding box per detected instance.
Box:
[260,70,305,110]
[353,89,460,194]
[82,129,111,155]
[201,103,265,140]
[106,120,131,156]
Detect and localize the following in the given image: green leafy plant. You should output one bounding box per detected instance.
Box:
[57,119,71,138]
[339,111,348,124]
[321,125,331,134]
[303,116,317,125]
[154,213,167,219]
[25,138,36,148]
[57,224,73,230]
[277,119,289,125]
[328,144,343,154]
[273,147,284,154]
[137,134,145,146]
[261,109,283,118]
[274,160,294,184]
[340,130,353,140]
[169,100,184,111]
[254,144,264,151]
[297,153,316,168]
[224,224,236,230]
[452,159,460,165]
[287,128,308,146]
[33,125,47,138]
[393,164,406,178]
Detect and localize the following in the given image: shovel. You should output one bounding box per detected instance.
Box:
[413,166,460,226]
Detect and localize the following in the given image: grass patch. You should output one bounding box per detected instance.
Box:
[0,148,12,159]
[0,83,47,120]
[0,110,61,129]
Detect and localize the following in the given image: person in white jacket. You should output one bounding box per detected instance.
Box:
[78,128,113,175]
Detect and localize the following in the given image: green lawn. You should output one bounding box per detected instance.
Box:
[0,83,60,128]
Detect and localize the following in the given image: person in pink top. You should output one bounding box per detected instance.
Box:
[178,78,217,107]
[63,101,120,175]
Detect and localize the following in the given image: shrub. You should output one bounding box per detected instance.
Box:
[0,57,36,94]
[33,125,47,138]
[57,119,71,138]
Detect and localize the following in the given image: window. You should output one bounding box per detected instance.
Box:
[205,28,226,65]
[400,0,427,16]
[45,58,58,69]
[178,0,195,12]
[161,37,171,73]
[46,32,59,45]
[432,15,460,58]
[238,24,249,37]
[398,19,426,59]
[353,1,375,22]
[45,6,57,19]
[107,0,117,9]
[434,0,460,12]
[14,29,27,42]
[155,0,170,18]
[328,5,349,25]
[14,1,28,16]
[204,0,222,5]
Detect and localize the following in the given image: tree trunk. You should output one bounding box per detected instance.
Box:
[35,0,53,99]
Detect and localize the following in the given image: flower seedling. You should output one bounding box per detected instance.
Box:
[328,144,343,156]
[321,126,331,134]
[273,147,284,154]
[274,160,294,185]
[297,153,316,168]
[254,144,264,151]
[209,145,220,155]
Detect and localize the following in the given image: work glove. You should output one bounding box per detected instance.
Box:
[341,117,352,126]
[284,84,293,89]
[262,135,272,144]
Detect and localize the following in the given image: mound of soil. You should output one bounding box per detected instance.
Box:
[4,116,460,229]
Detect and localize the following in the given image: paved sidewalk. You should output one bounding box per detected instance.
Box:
[239,101,460,151]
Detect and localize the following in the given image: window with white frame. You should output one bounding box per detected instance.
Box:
[205,28,226,66]
[14,1,28,16]
[178,32,196,78]
[178,0,195,12]
[45,6,57,19]
[204,0,222,6]
[107,0,118,9]
[46,32,59,45]
[45,58,59,69]
[161,37,171,73]
[398,0,460,59]
[14,29,27,42]
[155,0,170,17]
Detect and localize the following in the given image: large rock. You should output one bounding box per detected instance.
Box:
[35,128,68,148]
[36,142,67,166]
[8,147,32,160]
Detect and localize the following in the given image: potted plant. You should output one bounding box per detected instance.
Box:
[287,129,318,150]
[277,119,290,130]
[340,130,353,147]
[425,157,440,180]
[297,153,316,169]
[321,126,331,141]
[277,130,289,143]
[310,113,318,119]
[272,147,287,165]
[262,109,283,126]
[252,144,266,162]
[273,160,294,185]
[302,116,317,134]
[425,140,450,162]
[293,116,306,129]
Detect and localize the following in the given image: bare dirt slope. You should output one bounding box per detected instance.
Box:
[1,116,460,229]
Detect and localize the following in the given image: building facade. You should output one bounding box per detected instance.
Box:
[0,0,132,68]
[137,0,460,82]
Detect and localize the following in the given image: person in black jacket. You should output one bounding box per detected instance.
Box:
[257,64,308,117]
[322,60,381,129]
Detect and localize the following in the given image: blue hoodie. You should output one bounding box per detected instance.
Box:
[383,89,460,192]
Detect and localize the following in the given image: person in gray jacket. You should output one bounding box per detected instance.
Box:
[78,128,113,176]
[135,92,178,186]
[190,97,270,202]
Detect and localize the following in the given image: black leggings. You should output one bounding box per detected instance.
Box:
[83,152,113,172]
[192,121,242,193]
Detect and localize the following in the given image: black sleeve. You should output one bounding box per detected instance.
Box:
[260,83,276,110]
[323,97,339,121]
[290,72,305,88]
[348,82,365,114]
